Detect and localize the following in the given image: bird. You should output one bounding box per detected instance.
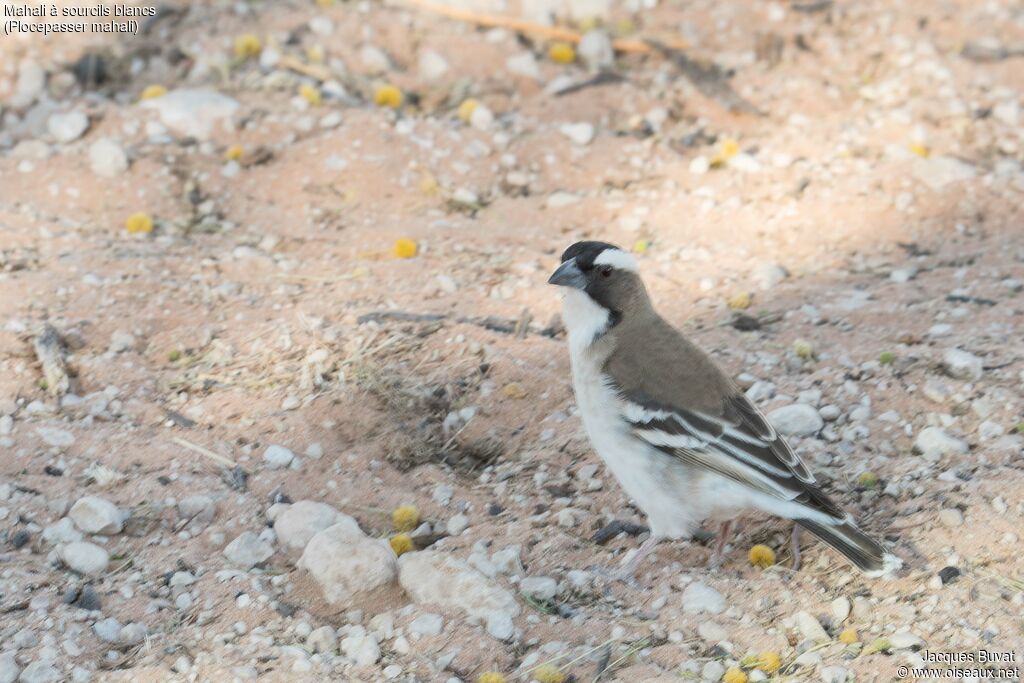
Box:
[547,240,900,577]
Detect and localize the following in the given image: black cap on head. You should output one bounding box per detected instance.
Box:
[560,241,621,270]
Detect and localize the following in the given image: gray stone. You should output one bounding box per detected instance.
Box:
[942,348,983,381]
[47,111,90,143]
[69,496,123,534]
[681,582,725,614]
[299,523,395,605]
[59,541,109,575]
[767,403,823,437]
[274,501,357,553]
[223,531,273,569]
[890,631,925,649]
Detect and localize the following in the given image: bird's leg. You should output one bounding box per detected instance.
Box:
[708,520,734,569]
[790,523,803,572]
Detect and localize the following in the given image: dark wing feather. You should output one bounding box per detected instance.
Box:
[619,389,846,523]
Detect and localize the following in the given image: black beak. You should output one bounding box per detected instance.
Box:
[547,258,587,289]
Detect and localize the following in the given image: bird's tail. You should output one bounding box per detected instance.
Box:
[799,518,901,577]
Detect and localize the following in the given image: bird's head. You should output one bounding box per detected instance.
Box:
[547,241,649,328]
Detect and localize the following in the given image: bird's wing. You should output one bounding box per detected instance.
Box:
[618,389,847,523]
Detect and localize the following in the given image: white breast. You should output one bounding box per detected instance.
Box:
[561,291,701,538]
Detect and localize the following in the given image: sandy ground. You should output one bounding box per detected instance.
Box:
[1,0,1023,681]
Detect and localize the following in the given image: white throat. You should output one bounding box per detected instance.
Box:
[560,289,611,357]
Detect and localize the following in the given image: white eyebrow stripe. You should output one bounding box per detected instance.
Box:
[593,248,638,272]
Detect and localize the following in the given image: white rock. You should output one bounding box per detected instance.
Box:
[109,330,135,353]
[47,111,90,143]
[978,420,1005,440]
[36,427,74,448]
[697,621,728,641]
[275,501,358,553]
[307,625,337,654]
[341,631,381,666]
[409,613,444,637]
[359,44,391,72]
[118,622,148,645]
[42,518,82,545]
[830,596,850,625]
[912,157,976,191]
[88,138,129,177]
[681,582,725,614]
[889,631,925,649]
[942,348,983,380]
[0,652,19,683]
[223,531,273,569]
[938,508,964,527]
[59,541,109,575]
[299,523,396,605]
[140,89,239,140]
[445,513,470,536]
[794,610,830,642]
[11,60,45,108]
[15,662,59,683]
[560,122,595,146]
[93,617,122,642]
[701,660,726,681]
[263,444,295,469]
[914,427,968,461]
[485,610,515,641]
[767,404,823,437]
[889,267,916,283]
[578,30,614,70]
[506,52,541,80]
[519,576,558,601]
[820,665,849,683]
[689,155,710,175]
[69,496,123,534]
[178,495,216,524]
[419,50,449,81]
[753,263,788,290]
[545,191,580,208]
[398,551,520,620]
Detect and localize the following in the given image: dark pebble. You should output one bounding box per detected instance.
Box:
[10,529,30,548]
[938,566,961,584]
[487,503,504,516]
[275,601,298,618]
[591,519,649,545]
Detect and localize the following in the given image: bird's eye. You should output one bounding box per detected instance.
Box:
[600,267,613,278]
